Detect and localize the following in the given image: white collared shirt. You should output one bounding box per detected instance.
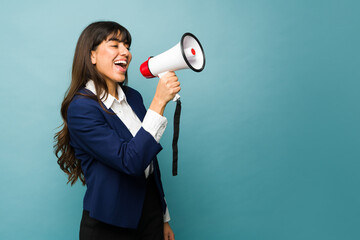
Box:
[85,80,170,222]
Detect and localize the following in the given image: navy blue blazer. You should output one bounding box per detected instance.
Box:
[67,86,167,229]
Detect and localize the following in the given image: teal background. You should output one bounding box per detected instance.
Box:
[0,0,359,239]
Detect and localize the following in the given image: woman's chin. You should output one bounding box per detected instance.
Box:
[112,74,126,83]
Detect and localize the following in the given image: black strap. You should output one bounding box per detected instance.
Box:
[172,99,181,176]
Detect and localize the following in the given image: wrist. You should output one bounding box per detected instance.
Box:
[150,97,166,116]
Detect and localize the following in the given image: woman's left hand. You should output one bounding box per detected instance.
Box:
[164,222,175,240]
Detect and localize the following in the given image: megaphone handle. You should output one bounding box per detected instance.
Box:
[158,71,181,102]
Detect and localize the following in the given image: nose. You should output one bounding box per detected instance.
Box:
[119,44,130,56]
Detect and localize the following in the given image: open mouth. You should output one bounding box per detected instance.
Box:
[114,60,127,72]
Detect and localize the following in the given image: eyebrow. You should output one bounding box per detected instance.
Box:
[107,37,120,43]
[107,37,128,43]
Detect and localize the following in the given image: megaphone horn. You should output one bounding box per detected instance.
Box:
[140,32,205,101]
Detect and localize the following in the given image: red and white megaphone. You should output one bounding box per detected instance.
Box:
[140,32,205,101]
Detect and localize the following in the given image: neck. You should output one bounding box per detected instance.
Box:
[106,79,119,100]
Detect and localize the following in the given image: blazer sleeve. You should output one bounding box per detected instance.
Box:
[67,96,163,176]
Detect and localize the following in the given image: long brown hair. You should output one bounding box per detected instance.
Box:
[54,21,132,185]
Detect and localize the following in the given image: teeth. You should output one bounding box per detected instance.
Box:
[115,60,127,65]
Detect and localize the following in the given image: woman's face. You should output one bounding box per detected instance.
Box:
[91,33,132,83]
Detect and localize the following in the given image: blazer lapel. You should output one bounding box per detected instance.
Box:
[106,107,134,141]
[125,88,146,122]
[108,87,146,141]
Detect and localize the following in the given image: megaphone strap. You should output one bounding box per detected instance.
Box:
[172,99,181,176]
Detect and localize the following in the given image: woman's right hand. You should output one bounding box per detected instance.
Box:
[149,71,181,115]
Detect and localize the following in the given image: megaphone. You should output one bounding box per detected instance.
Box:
[140,32,205,101]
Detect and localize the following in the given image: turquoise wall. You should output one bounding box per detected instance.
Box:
[0,0,359,239]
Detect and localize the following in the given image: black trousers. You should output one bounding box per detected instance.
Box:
[79,175,164,240]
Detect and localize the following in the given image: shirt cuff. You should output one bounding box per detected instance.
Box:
[163,206,171,223]
[142,109,167,143]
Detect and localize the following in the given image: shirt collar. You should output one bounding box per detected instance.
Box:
[85,80,126,109]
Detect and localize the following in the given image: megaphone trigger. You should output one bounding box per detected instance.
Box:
[157,71,180,102]
[157,71,168,78]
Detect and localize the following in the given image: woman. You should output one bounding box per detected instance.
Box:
[54,21,178,240]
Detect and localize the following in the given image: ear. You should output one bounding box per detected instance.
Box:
[91,50,97,65]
